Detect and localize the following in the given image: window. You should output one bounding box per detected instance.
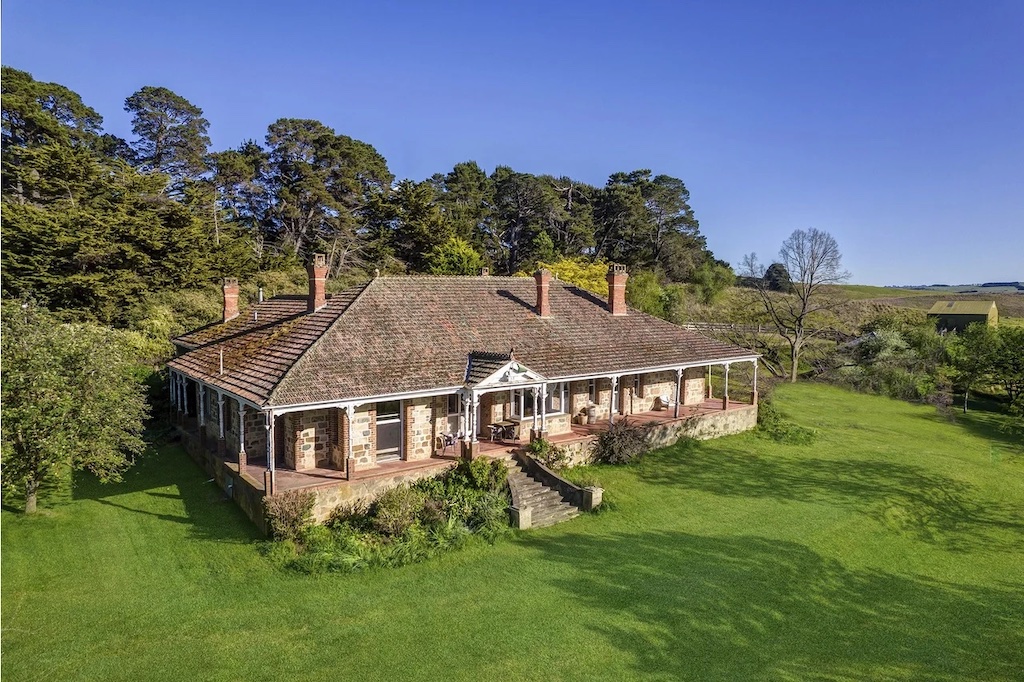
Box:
[588,379,596,403]
[633,374,641,395]
[447,393,460,416]
[375,401,402,460]
[545,382,567,414]
[511,388,536,418]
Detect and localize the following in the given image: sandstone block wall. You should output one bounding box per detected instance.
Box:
[308,461,456,522]
[350,405,376,467]
[403,397,434,461]
[244,408,266,459]
[284,408,329,471]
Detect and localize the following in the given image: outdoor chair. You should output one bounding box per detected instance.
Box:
[435,432,461,456]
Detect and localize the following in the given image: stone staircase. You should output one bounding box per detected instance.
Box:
[506,457,579,528]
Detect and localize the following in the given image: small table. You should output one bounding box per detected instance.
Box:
[489,420,518,442]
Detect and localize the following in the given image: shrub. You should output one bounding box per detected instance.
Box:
[370,485,427,536]
[593,419,652,464]
[526,438,570,469]
[470,490,512,542]
[448,456,507,492]
[264,490,316,542]
[325,500,371,530]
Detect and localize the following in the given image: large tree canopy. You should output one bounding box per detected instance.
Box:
[2,67,725,325]
[1,303,149,513]
[124,86,211,179]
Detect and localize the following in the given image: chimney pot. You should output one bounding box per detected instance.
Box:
[606,264,628,315]
[480,267,489,277]
[535,269,552,318]
[307,253,328,312]
[222,278,239,323]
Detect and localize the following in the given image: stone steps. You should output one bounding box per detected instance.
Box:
[506,459,579,529]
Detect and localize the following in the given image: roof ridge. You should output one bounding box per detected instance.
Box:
[264,278,376,404]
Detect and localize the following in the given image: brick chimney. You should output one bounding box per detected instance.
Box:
[535,268,552,318]
[606,264,628,316]
[307,253,328,312]
[222,278,239,323]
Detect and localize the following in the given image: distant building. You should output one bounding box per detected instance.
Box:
[926,301,998,332]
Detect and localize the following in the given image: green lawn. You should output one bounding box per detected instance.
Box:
[3,384,1023,681]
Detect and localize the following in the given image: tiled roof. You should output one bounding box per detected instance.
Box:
[167,285,369,405]
[171,276,757,408]
[465,351,513,385]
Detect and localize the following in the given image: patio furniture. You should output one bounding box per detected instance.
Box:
[435,432,462,456]
[656,394,676,411]
[489,420,519,442]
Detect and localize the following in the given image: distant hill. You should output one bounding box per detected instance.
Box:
[886,282,1024,294]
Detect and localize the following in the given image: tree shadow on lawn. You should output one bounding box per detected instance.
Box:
[636,443,1024,554]
[523,530,1024,681]
[71,445,260,544]
[930,398,1024,462]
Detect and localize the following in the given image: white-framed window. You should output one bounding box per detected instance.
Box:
[375,400,402,460]
[588,379,596,403]
[545,382,567,414]
[511,388,537,419]
[446,393,460,416]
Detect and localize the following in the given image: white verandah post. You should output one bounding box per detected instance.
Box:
[264,410,275,494]
[674,368,683,419]
[540,384,548,433]
[752,359,759,405]
[609,376,619,424]
[237,403,247,468]
[722,363,730,410]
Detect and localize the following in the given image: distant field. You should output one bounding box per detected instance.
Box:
[870,292,1024,318]
[835,284,936,300]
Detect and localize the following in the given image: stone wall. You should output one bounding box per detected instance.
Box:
[544,412,572,437]
[403,397,434,461]
[683,367,706,405]
[243,408,266,460]
[307,461,456,523]
[225,397,241,454]
[635,370,676,412]
[648,404,758,445]
[285,409,330,471]
[350,405,376,467]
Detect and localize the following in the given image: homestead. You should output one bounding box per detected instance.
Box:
[167,257,759,528]
[927,300,998,332]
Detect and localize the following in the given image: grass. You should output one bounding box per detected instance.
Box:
[3,384,1023,681]
[835,284,936,300]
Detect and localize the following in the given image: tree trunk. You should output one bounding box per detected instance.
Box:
[789,342,800,383]
[25,479,39,514]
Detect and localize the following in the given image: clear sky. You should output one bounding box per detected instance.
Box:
[3,0,1022,285]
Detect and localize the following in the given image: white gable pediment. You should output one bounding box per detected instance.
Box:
[471,359,546,389]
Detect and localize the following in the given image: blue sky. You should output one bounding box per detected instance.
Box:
[4,0,1022,285]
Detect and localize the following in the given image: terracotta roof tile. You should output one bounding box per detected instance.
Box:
[268,276,755,407]
[170,275,757,408]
